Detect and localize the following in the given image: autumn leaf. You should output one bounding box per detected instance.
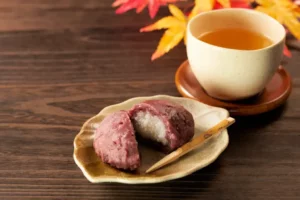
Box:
[255,0,300,39]
[140,0,233,60]
[113,0,179,18]
[112,0,129,7]
[189,0,231,19]
[214,0,251,9]
[283,44,292,57]
[140,4,187,60]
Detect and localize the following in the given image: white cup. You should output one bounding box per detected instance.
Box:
[186,8,285,101]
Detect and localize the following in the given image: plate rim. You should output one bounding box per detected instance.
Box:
[73,95,230,184]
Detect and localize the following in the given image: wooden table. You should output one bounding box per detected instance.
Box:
[1,1,300,199]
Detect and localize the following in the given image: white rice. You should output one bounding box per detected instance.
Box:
[133,111,167,145]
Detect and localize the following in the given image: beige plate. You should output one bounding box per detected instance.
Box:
[73,95,229,184]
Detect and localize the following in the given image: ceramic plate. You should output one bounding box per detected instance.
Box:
[73,95,229,184]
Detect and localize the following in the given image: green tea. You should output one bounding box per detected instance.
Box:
[198,28,273,50]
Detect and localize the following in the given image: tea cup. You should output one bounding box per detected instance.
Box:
[186,8,285,101]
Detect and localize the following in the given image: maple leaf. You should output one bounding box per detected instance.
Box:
[113,0,179,18]
[140,0,234,60]
[140,4,187,60]
[283,29,292,57]
[283,44,292,57]
[112,0,129,7]
[189,0,231,18]
[255,0,300,39]
[214,0,251,9]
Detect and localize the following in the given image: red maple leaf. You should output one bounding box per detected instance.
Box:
[113,0,179,18]
[214,0,251,9]
[284,44,292,57]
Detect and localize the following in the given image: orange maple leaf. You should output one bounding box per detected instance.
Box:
[140,0,232,60]
[189,0,231,18]
[140,4,187,60]
[255,0,300,39]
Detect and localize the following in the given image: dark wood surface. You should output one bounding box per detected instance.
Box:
[1,1,300,199]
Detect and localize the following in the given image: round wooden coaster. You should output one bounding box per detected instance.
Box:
[175,60,292,116]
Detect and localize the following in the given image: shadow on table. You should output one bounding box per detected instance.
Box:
[229,103,287,135]
[222,103,287,160]
[99,157,222,199]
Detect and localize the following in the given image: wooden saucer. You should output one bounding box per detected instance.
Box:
[175,60,292,116]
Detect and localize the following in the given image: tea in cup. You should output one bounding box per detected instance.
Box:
[186,8,285,101]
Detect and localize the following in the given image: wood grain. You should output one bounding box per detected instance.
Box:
[0,0,300,199]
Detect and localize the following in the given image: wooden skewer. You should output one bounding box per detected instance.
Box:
[146,117,235,173]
